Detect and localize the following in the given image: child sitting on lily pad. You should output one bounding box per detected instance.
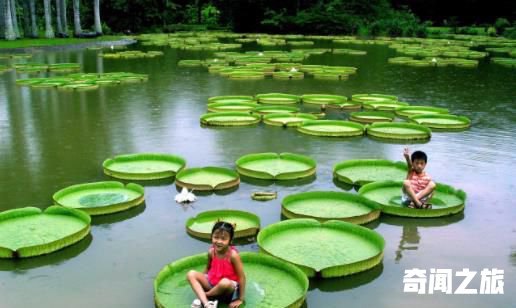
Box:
[187,221,246,308]
[402,147,436,209]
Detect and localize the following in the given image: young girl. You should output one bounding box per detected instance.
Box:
[187,221,246,308]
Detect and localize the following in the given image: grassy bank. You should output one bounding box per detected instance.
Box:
[0,36,129,49]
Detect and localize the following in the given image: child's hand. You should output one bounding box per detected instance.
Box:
[403,147,410,157]
[229,299,244,308]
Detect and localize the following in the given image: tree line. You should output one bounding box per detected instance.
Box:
[1,0,102,40]
[2,1,514,40]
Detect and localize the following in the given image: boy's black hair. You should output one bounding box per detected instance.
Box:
[411,151,427,163]
[211,221,235,241]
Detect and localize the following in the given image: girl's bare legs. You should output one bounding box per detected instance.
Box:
[205,278,235,298]
[187,271,212,306]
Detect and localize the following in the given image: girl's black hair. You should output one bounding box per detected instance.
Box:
[211,221,235,241]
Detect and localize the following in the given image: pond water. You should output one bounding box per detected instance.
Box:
[0,41,515,308]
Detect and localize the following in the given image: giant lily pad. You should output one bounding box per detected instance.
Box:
[282,191,381,224]
[351,94,398,104]
[200,112,261,126]
[409,114,471,130]
[366,122,431,140]
[395,106,450,118]
[333,159,408,186]
[186,210,260,239]
[297,120,365,137]
[154,252,308,308]
[207,101,259,113]
[258,219,384,277]
[53,181,144,215]
[358,181,466,218]
[252,105,300,114]
[208,95,256,104]
[349,111,395,124]
[263,113,317,127]
[362,101,409,111]
[256,93,300,105]
[175,167,240,191]
[0,206,91,258]
[236,152,316,180]
[103,153,186,180]
[301,94,347,106]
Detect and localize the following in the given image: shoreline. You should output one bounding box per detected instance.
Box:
[0,38,137,53]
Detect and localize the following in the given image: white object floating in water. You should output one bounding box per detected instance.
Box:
[110,45,114,50]
[289,67,298,72]
[258,52,264,56]
[175,187,197,203]
[431,58,437,63]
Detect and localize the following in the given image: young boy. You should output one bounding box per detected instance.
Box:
[402,147,436,209]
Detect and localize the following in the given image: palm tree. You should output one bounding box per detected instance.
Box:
[55,0,63,35]
[29,0,37,37]
[43,0,54,38]
[9,0,20,38]
[59,0,68,35]
[3,0,16,40]
[72,0,81,36]
[93,0,102,35]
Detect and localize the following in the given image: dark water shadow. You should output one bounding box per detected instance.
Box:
[380,211,465,228]
[367,135,430,145]
[111,177,176,187]
[332,178,355,191]
[91,203,146,226]
[240,174,317,187]
[0,234,93,271]
[174,185,239,196]
[186,232,258,246]
[308,262,383,292]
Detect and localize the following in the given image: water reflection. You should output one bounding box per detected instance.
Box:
[90,203,146,226]
[308,263,383,291]
[0,234,92,271]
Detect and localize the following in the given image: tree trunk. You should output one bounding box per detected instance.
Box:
[43,0,54,38]
[9,0,20,37]
[60,0,68,34]
[72,0,81,36]
[55,0,62,35]
[94,0,102,35]
[29,0,37,37]
[21,0,30,37]
[3,0,16,40]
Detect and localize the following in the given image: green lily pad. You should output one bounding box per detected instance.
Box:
[409,114,471,130]
[258,219,385,277]
[362,101,409,111]
[297,120,365,137]
[236,152,316,180]
[200,112,261,126]
[358,181,466,217]
[53,181,145,215]
[154,252,308,308]
[263,113,317,127]
[0,206,91,258]
[208,96,256,104]
[103,153,186,180]
[349,111,395,124]
[176,167,240,191]
[252,105,300,114]
[255,93,300,105]
[301,94,347,106]
[333,159,408,186]
[351,94,398,104]
[395,106,450,118]
[282,191,381,224]
[207,102,259,113]
[366,122,432,140]
[186,210,260,239]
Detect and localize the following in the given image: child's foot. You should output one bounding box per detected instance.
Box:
[205,300,218,308]
[191,299,202,308]
[421,203,432,209]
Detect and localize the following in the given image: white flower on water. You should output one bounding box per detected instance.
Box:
[258,52,264,56]
[431,58,437,63]
[289,67,298,72]
[175,187,197,203]
[110,45,114,50]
